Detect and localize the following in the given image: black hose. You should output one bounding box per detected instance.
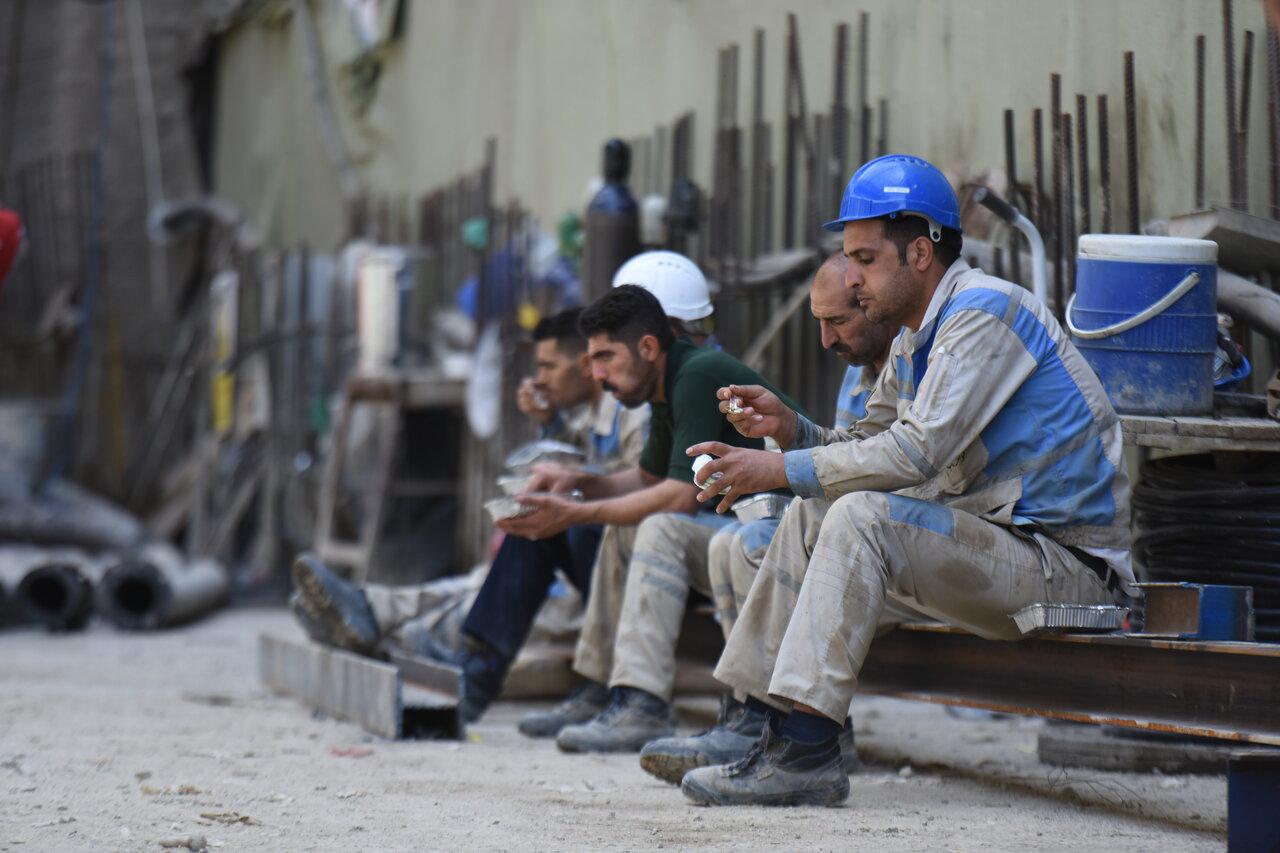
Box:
[1133,453,1280,640]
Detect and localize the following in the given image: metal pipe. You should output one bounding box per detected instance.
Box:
[16,559,96,631]
[1196,34,1207,209]
[1124,51,1140,233]
[97,543,228,630]
[1098,95,1113,232]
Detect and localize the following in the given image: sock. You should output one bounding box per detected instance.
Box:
[744,696,774,718]
[780,709,842,745]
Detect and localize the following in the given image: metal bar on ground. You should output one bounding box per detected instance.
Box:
[859,623,1280,746]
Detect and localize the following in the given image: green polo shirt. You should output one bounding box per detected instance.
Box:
[639,339,807,484]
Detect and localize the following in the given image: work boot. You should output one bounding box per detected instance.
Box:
[290,553,379,655]
[680,726,850,807]
[639,696,767,784]
[400,627,509,724]
[289,592,335,646]
[840,718,863,773]
[517,681,611,738]
[555,686,677,754]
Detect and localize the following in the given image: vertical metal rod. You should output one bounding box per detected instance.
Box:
[1033,108,1046,232]
[1239,30,1255,211]
[1098,95,1113,233]
[1195,34,1207,209]
[877,97,889,157]
[1003,108,1022,284]
[1223,0,1240,208]
[1051,73,1063,313]
[1076,95,1091,235]
[1063,113,1077,302]
[832,22,849,201]
[1268,25,1280,219]
[750,28,766,260]
[1124,51,1140,233]
[857,11,870,164]
[783,15,798,247]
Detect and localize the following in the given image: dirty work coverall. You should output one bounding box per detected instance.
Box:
[714,260,1133,720]
[363,391,648,654]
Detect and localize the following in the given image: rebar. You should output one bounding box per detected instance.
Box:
[1063,113,1077,300]
[1223,0,1240,208]
[1196,34,1207,208]
[1074,95,1091,235]
[857,11,870,164]
[1051,73,1064,313]
[1098,94,1113,232]
[1033,108,1046,232]
[1124,51,1140,232]
[1239,29,1255,210]
[1003,109,1023,283]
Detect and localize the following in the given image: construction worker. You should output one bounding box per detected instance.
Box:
[291,308,648,720]
[499,283,805,743]
[629,251,906,779]
[613,250,719,349]
[678,154,1132,807]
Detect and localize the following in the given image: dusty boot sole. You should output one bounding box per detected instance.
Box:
[680,773,849,808]
[639,749,711,785]
[291,559,371,654]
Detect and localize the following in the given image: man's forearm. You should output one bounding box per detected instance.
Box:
[575,478,700,526]
[576,466,650,500]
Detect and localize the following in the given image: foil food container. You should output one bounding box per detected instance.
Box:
[691,453,724,489]
[504,440,585,472]
[496,474,532,496]
[484,490,582,522]
[731,493,793,523]
[1012,603,1127,636]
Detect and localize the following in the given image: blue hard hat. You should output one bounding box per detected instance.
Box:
[824,154,962,238]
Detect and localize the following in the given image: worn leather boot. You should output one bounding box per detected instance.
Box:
[290,553,379,655]
[517,681,611,739]
[555,686,677,753]
[680,726,850,807]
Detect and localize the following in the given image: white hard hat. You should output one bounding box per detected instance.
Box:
[611,250,713,321]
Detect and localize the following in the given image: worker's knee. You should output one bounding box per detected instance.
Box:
[827,490,891,530]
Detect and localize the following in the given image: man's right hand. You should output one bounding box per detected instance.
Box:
[517,377,555,425]
[523,461,584,495]
[717,384,799,447]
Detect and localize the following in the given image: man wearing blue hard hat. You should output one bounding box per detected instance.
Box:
[679,154,1134,807]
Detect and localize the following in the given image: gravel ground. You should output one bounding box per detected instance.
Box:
[0,609,1226,851]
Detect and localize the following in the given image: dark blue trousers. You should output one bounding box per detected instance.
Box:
[461,524,603,662]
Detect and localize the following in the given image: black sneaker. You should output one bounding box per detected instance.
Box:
[639,696,766,784]
[680,726,850,807]
[290,553,379,655]
[517,681,611,739]
[556,686,677,754]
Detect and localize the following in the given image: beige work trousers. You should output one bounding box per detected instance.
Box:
[572,524,638,685]
[714,492,1115,721]
[606,513,736,700]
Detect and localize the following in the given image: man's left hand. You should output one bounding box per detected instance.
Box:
[685,442,788,514]
[494,493,585,539]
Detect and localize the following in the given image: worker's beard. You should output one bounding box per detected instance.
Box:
[603,362,659,408]
[860,261,918,328]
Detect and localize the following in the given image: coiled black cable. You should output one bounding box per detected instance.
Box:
[1132,453,1280,640]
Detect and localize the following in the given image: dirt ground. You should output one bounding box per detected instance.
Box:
[0,610,1227,851]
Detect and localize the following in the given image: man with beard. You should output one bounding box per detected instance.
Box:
[631,250,907,779]
[679,155,1130,806]
[502,284,805,743]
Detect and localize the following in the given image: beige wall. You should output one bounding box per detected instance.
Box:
[214,0,1271,250]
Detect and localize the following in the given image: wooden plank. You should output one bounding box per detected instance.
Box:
[258,634,402,739]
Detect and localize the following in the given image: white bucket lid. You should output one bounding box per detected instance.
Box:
[1078,234,1218,263]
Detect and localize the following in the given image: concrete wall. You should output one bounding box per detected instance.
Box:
[213,0,1272,250]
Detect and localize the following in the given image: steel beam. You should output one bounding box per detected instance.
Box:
[859,623,1280,746]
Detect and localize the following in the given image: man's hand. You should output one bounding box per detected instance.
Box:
[717,384,799,447]
[516,377,555,425]
[495,493,584,539]
[523,461,583,494]
[685,441,789,514]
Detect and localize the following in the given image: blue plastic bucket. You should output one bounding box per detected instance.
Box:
[1068,235,1218,415]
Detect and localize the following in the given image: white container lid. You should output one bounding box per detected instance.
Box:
[1078,234,1218,264]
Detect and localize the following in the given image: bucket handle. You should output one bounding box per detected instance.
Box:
[1065,271,1201,340]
